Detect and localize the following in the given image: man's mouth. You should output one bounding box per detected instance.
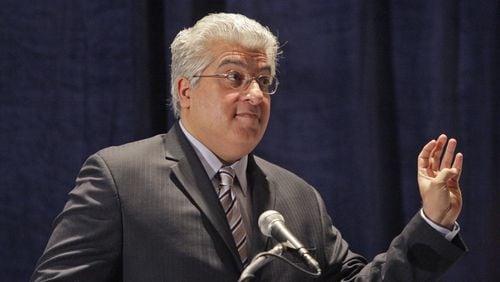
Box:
[235,112,260,119]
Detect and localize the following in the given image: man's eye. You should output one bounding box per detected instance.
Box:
[227,71,244,82]
[258,76,272,86]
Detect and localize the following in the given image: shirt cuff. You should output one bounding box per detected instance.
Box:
[420,209,460,241]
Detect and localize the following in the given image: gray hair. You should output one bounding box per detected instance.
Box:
[169,13,280,118]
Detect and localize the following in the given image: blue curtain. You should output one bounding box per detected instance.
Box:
[1,1,498,281]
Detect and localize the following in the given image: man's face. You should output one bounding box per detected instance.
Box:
[178,42,272,163]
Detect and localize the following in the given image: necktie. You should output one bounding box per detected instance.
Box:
[218,166,248,266]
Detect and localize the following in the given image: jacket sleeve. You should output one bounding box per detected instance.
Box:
[30,153,122,281]
[317,191,467,281]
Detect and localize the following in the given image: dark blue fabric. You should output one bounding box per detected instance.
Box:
[1,1,161,279]
[1,1,498,281]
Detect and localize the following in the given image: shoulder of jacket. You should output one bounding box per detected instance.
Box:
[253,155,310,186]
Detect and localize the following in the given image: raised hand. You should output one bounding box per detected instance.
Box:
[417,134,463,229]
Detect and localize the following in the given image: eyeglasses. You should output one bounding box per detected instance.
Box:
[193,70,279,95]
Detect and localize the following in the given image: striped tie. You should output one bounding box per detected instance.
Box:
[218,166,248,266]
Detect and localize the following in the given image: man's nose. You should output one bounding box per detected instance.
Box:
[244,80,264,105]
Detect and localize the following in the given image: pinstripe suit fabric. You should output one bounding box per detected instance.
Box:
[31,123,466,281]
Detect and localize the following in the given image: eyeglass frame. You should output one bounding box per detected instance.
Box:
[192,70,279,95]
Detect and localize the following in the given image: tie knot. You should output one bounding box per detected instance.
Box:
[218,166,235,187]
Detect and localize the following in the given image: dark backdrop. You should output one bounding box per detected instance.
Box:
[1,1,498,281]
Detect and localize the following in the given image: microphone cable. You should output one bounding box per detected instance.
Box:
[238,244,321,282]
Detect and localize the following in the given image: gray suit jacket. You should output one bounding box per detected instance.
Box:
[31,123,466,281]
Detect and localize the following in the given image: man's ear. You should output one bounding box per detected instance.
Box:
[177,77,192,108]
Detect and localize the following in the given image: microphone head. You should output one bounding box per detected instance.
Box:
[258,210,285,237]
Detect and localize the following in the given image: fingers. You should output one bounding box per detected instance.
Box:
[452,152,464,180]
[418,134,463,176]
[440,138,457,169]
[430,134,447,171]
[418,139,436,168]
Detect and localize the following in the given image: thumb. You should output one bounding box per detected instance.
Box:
[434,168,459,184]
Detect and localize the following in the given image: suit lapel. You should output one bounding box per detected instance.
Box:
[162,123,243,268]
[247,155,277,257]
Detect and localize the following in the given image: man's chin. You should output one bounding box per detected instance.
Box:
[230,129,264,148]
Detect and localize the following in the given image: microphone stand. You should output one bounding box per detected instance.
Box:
[238,243,284,282]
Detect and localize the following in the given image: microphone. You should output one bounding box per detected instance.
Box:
[258,210,321,274]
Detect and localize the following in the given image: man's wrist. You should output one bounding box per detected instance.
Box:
[420,209,460,241]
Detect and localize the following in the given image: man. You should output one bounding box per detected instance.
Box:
[31,13,466,281]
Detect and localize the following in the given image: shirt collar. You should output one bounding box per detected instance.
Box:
[179,120,248,195]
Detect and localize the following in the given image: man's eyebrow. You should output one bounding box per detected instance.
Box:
[218,58,247,68]
[218,58,272,73]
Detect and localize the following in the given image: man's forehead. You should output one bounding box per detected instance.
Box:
[217,57,272,72]
[204,41,274,73]
[208,41,268,58]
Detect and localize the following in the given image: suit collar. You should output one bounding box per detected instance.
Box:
[162,123,277,267]
[247,155,277,256]
[177,121,249,196]
[162,123,244,270]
